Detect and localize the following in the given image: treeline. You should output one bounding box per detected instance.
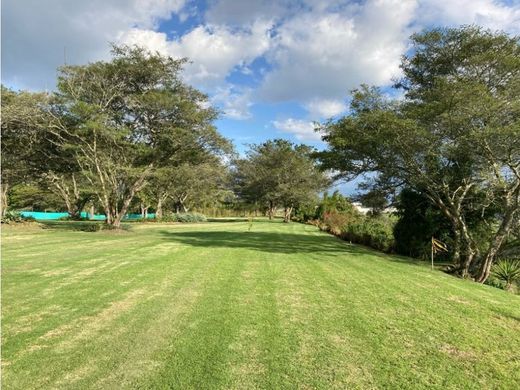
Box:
[1,45,329,226]
[2,26,519,286]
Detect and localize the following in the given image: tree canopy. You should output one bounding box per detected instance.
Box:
[2,45,233,226]
[235,139,329,222]
[317,26,520,282]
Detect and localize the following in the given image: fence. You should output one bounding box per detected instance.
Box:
[20,211,155,221]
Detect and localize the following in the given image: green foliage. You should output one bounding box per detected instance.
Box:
[491,259,520,292]
[39,221,129,232]
[393,188,451,259]
[1,211,35,224]
[342,215,396,253]
[315,190,353,220]
[235,139,329,221]
[8,184,64,212]
[49,45,230,226]
[292,203,318,223]
[319,210,395,253]
[57,215,88,221]
[157,213,207,223]
[316,26,520,281]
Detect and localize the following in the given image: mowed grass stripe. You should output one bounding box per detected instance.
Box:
[2,220,520,389]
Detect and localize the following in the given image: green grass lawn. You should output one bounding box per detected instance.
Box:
[2,220,519,389]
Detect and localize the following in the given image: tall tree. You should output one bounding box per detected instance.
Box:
[235,139,329,222]
[49,45,230,227]
[317,26,520,282]
[1,87,49,216]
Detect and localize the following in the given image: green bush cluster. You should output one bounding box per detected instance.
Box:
[57,215,88,221]
[40,221,127,232]
[1,211,35,224]
[341,215,395,253]
[319,211,395,253]
[157,212,207,223]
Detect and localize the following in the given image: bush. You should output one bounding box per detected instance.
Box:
[1,211,36,224]
[322,212,353,235]
[342,215,395,253]
[57,215,88,221]
[319,211,395,253]
[293,204,318,223]
[157,212,207,223]
[491,259,520,292]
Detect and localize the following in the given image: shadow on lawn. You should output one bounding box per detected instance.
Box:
[159,229,370,256]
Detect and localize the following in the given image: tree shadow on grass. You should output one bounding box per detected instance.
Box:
[159,229,372,256]
[158,228,433,271]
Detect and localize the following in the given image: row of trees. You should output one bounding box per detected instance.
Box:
[316,26,520,282]
[3,26,517,284]
[1,45,328,226]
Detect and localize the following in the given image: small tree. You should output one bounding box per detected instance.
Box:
[235,139,329,222]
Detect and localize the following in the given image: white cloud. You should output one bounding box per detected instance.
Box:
[258,0,417,103]
[273,118,322,141]
[305,98,346,119]
[119,21,272,88]
[212,86,253,120]
[418,0,520,33]
[2,0,187,90]
[5,0,520,123]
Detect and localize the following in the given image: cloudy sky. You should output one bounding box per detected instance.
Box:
[2,0,520,163]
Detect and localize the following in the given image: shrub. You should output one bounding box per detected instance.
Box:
[1,211,35,224]
[343,215,395,253]
[293,204,318,223]
[58,215,88,221]
[319,211,395,253]
[81,223,103,232]
[322,212,352,235]
[491,259,520,292]
[157,212,207,223]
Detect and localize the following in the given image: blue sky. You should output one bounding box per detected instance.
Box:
[3,0,520,193]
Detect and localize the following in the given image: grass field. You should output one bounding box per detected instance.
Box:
[2,220,519,389]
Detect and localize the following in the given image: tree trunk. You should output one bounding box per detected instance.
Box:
[451,225,461,269]
[432,196,475,277]
[1,181,9,218]
[140,203,148,218]
[156,197,163,219]
[108,173,148,228]
[268,201,274,220]
[476,207,517,283]
[459,221,477,279]
[283,206,293,223]
[180,194,188,213]
[104,205,112,225]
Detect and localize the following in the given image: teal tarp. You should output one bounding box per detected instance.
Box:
[20,211,155,221]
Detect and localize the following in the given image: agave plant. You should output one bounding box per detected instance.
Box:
[491,259,520,292]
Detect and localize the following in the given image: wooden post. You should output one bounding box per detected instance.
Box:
[431,237,434,270]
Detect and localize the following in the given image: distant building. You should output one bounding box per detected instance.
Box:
[352,202,396,215]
